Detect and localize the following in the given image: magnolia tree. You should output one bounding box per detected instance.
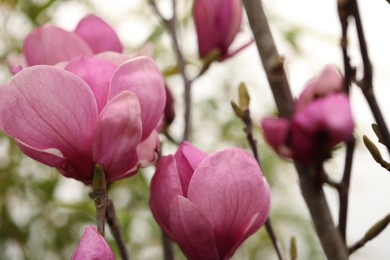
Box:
[0,0,389,259]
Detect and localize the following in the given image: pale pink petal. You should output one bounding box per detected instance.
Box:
[0,66,97,178]
[150,156,183,236]
[169,196,219,260]
[136,130,160,168]
[188,148,269,258]
[23,25,93,66]
[7,53,27,74]
[71,226,114,260]
[109,56,166,140]
[295,66,344,112]
[93,91,142,182]
[75,14,123,54]
[65,56,117,113]
[94,51,130,67]
[174,141,208,197]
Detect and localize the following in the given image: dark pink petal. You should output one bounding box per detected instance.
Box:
[74,14,123,53]
[150,156,183,236]
[65,56,117,113]
[169,196,219,260]
[188,149,270,258]
[295,66,344,112]
[261,117,292,157]
[109,56,166,140]
[218,0,242,52]
[71,226,114,260]
[93,91,142,182]
[23,25,93,66]
[194,0,220,57]
[0,66,97,179]
[174,141,208,197]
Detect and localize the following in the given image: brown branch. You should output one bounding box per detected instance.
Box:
[106,199,129,260]
[150,0,192,141]
[242,0,348,258]
[162,231,175,260]
[338,138,356,242]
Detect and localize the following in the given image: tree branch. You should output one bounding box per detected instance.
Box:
[242,0,348,258]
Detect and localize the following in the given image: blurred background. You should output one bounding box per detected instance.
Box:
[1,0,390,259]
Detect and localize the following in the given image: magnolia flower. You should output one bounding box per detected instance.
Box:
[194,0,243,59]
[0,56,166,184]
[71,226,114,260]
[8,14,122,70]
[150,142,270,260]
[261,66,355,163]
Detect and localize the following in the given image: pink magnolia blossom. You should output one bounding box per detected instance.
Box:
[261,66,354,163]
[194,0,243,58]
[71,226,114,260]
[150,142,270,260]
[8,14,122,70]
[0,56,166,184]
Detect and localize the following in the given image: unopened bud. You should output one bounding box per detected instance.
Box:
[371,124,384,144]
[238,82,250,110]
[290,236,297,260]
[364,214,390,242]
[231,101,242,118]
[363,135,383,164]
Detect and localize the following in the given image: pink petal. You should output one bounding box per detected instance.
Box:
[94,51,130,66]
[261,117,291,152]
[109,56,166,140]
[187,148,270,258]
[150,156,183,236]
[174,141,208,197]
[0,66,97,179]
[71,226,114,260]
[93,91,142,183]
[23,25,93,66]
[194,0,220,57]
[64,56,117,113]
[7,53,27,74]
[295,66,344,112]
[218,0,242,52]
[75,14,123,54]
[169,196,219,260]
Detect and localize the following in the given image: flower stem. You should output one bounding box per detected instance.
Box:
[92,165,107,236]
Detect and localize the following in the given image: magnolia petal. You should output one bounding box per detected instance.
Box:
[261,117,291,153]
[169,196,219,260]
[71,226,114,260]
[109,56,166,140]
[23,25,92,66]
[136,130,160,168]
[93,91,142,182]
[295,66,344,112]
[174,141,208,197]
[94,51,130,67]
[188,148,269,258]
[150,156,183,236]
[75,14,123,54]
[219,0,242,52]
[0,65,97,164]
[65,56,117,113]
[194,0,220,57]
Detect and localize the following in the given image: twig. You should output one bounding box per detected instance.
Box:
[149,0,192,141]
[348,214,390,254]
[106,199,129,260]
[338,138,356,242]
[232,86,284,260]
[340,0,390,155]
[242,0,348,258]
[162,231,175,260]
